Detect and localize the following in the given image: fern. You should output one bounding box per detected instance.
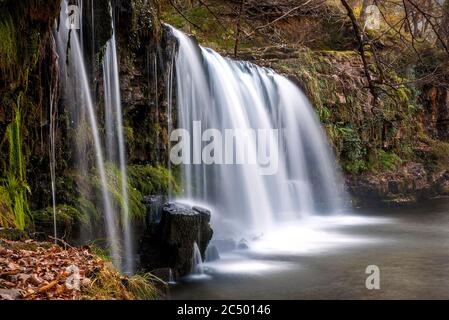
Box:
[4,102,30,230]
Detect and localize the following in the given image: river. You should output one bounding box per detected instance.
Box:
[171,197,449,299]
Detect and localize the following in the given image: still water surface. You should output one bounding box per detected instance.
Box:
[171,198,449,299]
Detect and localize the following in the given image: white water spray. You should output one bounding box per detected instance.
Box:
[191,242,204,274]
[169,26,346,237]
[49,33,59,244]
[55,0,121,268]
[103,17,133,273]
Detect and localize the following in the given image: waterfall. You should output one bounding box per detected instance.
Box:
[55,0,121,269]
[169,27,346,237]
[191,242,204,275]
[103,19,133,273]
[49,33,59,244]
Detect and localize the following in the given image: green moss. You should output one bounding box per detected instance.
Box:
[127,164,180,195]
[126,273,162,300]
[0,5,44,89]
[344,159,368,175]
[160,4,236,51]
[376,149,403,172]
[0,13,17,79]
[0,185,14,227]
[271,45,428,177]
[32,204,89,231]
[90,163,147,221]
[416,134,449,173]
[3,104,30,230]
[76,196,101,225]
[42,164,178,235]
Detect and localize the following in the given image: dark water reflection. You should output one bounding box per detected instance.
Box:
[171,197,449,299]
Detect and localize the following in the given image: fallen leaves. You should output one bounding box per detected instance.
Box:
[0,238,100,300]
[0,238,163,300]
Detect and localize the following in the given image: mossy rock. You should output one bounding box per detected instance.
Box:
[0,227,28,240]
[31,204,88,241]
[127,164,180,196]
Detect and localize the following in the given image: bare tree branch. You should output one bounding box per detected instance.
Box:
[340,0,378,103]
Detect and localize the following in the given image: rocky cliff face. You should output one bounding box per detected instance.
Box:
[2,0,449,233]
[156,0,449,206]
[0,0,62,213]
[250,47,449,205]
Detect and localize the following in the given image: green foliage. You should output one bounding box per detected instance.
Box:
[335,125,367,174]
[375,149,403,172]
[0,13,17,79]
[76,196,101,225]
[88,242,112,262]
[7,104,25,181]
[90,163,147,221]
[81,265,159,300]
[32,204,89,230]
[161,5,236,50]
[416,134,449,173]
[0,5,43,88]
[344,159,368,175]
[127,164,180,195]
[46,164,177,235]
[2,104,30,230]
[0,185,14,227]
[126,273,162,300]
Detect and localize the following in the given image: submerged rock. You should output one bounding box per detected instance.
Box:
[139,202,213,279]
[211,239,237,252]
[205,245,220,262]
[237,239,249,250]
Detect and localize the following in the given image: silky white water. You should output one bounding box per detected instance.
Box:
[191,242,204,275]
[170,27,346,237]
[103,21,133,273]
[55,0,121,268]
[49,33,59,243]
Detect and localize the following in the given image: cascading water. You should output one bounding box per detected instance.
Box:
[55,0,121,268]
[191,242,204,275]
[102,16,133,273]
[169,26,346,237]
[49,34,59,243]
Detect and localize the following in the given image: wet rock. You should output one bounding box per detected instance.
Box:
[237,239,249,250]
[139,202,213,279]
[142,195,166,225]
[151,268,173,282]
[205,245,220,262]
[211,239,236,252]
[346,162,441,206]
[192,206,213,256]
[0,288,22,300]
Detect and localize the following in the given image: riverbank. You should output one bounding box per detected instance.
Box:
[0,236,165,300]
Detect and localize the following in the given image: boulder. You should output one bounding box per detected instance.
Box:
[139,202,213,279]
